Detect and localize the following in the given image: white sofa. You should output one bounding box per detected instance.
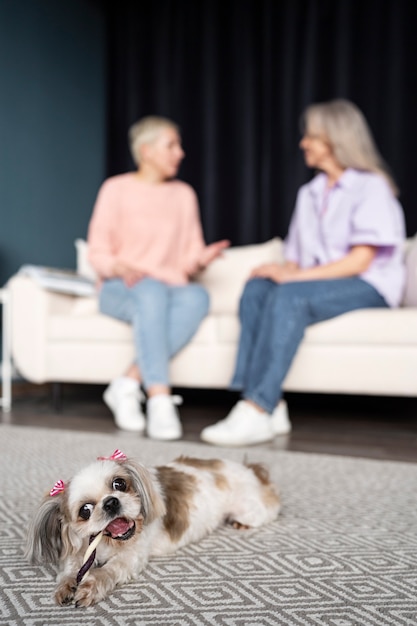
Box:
[9,236,417,397]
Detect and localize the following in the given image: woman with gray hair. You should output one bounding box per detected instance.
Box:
[201,99,406,447]
[88,115,229,439]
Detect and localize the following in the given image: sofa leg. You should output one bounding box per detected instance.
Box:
[51,382,63,412]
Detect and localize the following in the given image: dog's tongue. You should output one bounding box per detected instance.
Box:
[105,518,133,538]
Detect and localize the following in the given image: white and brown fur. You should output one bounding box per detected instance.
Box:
[25,455,280,607]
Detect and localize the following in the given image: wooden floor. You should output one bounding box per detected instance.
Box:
[2,382,417,463]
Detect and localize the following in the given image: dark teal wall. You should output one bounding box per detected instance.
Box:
[0,0,106,287]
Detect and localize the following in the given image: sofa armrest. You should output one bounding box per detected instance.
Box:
[403,235,417,306]
[8,275,82,382]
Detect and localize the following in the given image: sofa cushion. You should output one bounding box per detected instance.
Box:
[71,296,99,315]
[47,313,223,345]
[304,308,417,344]
[47,306,417,346]
[76,235,417,310]
[218,308,417,345]
[48,314,132,342]
[196,238,284,314]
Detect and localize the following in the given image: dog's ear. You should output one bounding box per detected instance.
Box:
[123,460,166,525]
[25,495,64,565]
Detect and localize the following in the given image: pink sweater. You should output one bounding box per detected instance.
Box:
[88,174,206,285]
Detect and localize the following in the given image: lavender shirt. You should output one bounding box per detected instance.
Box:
[284,169,406,307]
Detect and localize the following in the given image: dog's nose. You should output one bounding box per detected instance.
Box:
[103,496,120,515]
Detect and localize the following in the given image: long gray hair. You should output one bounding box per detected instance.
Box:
[301,99,398,195]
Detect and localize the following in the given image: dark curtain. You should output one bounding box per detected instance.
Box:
[104,0,417,244]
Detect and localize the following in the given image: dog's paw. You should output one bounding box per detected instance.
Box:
[225,517,251,530]
[54,578,77,606]
[74,576,107,607]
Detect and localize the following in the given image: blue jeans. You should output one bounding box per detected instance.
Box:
[230,277,388,413]
[99,278,209,389]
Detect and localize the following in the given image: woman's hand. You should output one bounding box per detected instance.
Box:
[250,246,377,284]
[188,240,231,275]
[112,260,145,287]
[250,262,299,283]
[200,240,231,267]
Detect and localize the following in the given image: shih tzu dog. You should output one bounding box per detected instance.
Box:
[25,450,280,607]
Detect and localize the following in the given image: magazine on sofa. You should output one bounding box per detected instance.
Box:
[18,265,96,296]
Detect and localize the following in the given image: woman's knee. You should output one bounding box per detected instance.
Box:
[239,278,275,316]
[129,279,170,318]
[270,283,311,322]
[99,279,133,322]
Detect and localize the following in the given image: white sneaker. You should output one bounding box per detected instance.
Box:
[200,400,274,447]
[147,394,183,440]
[271,400,292,435]
[103,377,146,433]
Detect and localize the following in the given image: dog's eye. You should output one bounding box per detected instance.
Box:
[112,477,127,492]
[79,503,94,520]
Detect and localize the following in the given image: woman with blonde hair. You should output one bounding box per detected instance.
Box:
[88,115,229,439]
[201,99,406,447]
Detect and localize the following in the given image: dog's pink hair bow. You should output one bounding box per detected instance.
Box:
[97,449,127,462]
[50,479,66,497]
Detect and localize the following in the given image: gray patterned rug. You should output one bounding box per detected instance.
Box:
[0,424,416,626]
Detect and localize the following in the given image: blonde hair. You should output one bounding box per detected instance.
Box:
[128,115,180,166]
[301,99,398,195]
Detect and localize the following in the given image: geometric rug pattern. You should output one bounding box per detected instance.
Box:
[0,423,416,625]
